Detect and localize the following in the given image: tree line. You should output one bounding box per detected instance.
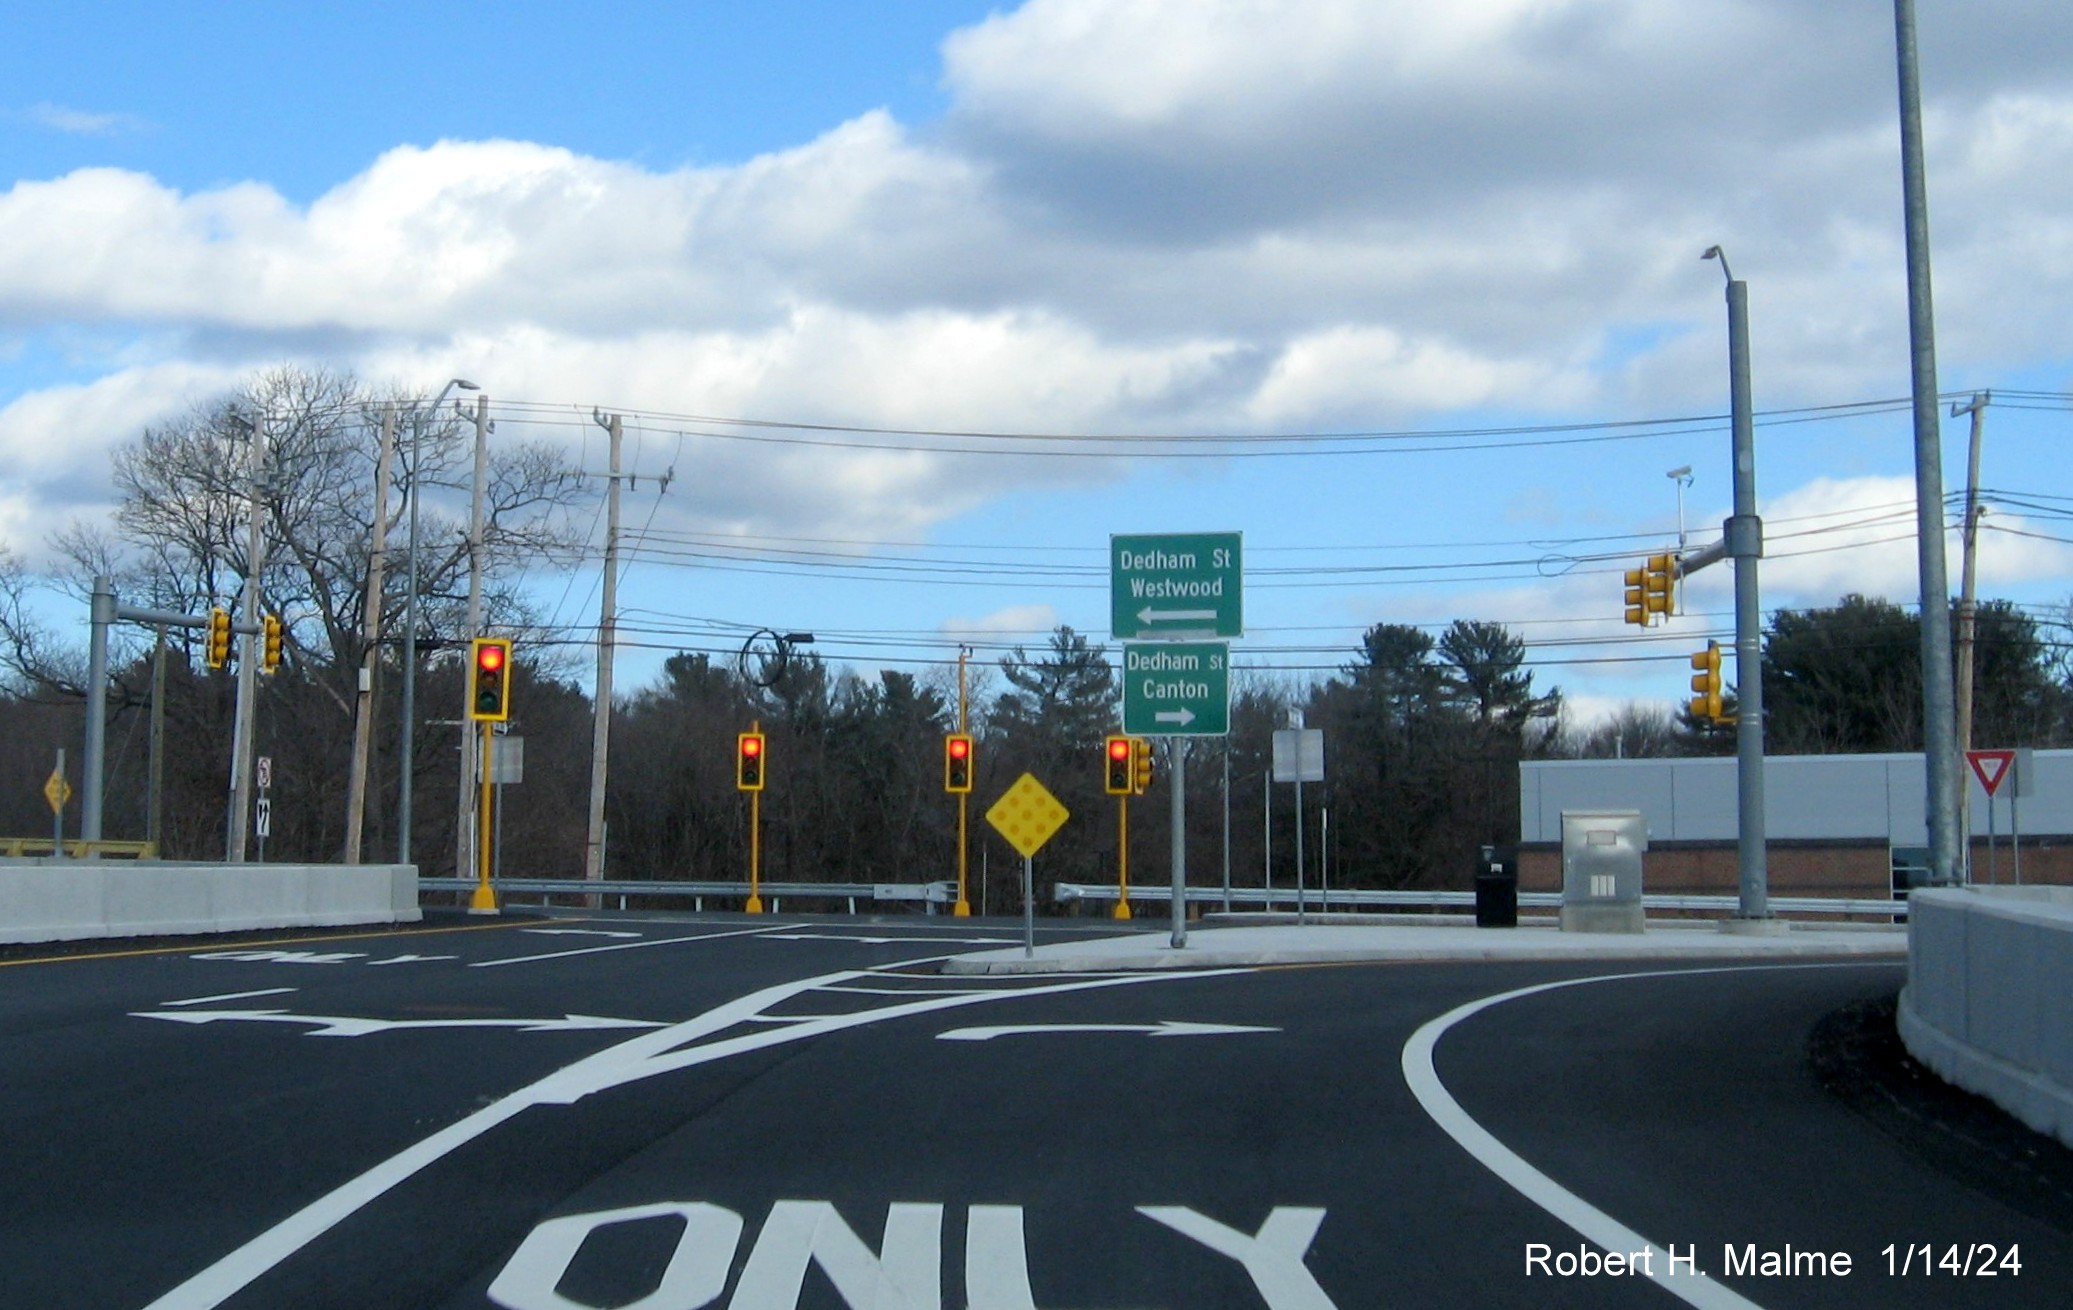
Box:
[3,368,2069,905]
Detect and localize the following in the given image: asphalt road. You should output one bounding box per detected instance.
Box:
[1,912,2065,1308]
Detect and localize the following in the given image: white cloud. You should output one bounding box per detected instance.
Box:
[22,102,150,137]
[943,604,1061,643]
[4,0,2073,690]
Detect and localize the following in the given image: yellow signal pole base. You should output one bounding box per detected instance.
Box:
[467,883,500,915]
[744,895,764,915]
[953,900,971,917]
[1112,901,1132,921]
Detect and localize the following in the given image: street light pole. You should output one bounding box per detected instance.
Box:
[1703,246,1771,924]
[398,377,478,868]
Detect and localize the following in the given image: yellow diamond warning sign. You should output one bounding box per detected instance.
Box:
[985,773,1070,859]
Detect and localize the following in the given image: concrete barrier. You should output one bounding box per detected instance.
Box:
[0,861,420,944]
[1898,886,2073,1150]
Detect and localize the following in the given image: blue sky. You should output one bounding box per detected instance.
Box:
[5,1,2073,728]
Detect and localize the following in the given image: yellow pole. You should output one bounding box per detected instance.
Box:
[955,647,971,916]
[1114,793,1132,920]
[469,722,498,914]
[745,718,764,914]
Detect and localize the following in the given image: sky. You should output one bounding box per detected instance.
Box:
[5,0,2073,729]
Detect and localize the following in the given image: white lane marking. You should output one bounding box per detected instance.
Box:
[365,954,458,966]
[1401,962,1892,1310]
[473,922,788,968]
[938,1020,1279,1041]
[189,950,366,965]
[143,963,1252,1309]
[765,932,1017,945]
[131,1010,666,1038]
[520,928,644,939]
[161,988,298,1008]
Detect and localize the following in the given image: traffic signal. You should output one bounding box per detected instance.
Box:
[944,733,973,793]
[205,607,232,669]
[1644,553,1676,622]
[260,614,283,674]
[737,731,766,791]
[1104,734,1133,795]
[1689,640,1724,723]
[1132,737,1154,794]
[1624,553,1678,627]
[469,637,513,722]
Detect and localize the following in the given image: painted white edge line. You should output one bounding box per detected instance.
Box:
[1401,962,1895,1310]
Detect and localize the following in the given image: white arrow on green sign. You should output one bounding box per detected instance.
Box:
[1111,532,1242,640]
[1122,642,1230,736]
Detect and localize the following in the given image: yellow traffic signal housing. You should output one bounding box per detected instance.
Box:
[1132,737,1154,794]
[1622,566,1648,627]
[737,731,766,791]
[1689,640,1724,722]
[944,733,974,793]
[260,614,283,674]
[1104,735,1133,795]
[469,637,513,722]
[205,607,232,670]
[1644,553,1676,622]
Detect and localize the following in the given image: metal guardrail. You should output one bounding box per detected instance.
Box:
[1,838,158,859]
[418,877,959,914]
[1052,883,1909,920]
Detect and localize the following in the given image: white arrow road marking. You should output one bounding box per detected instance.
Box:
[765,933,1017,945]
[936,1020,1278,1041]
[1154,707,1198,726]
[1138,606,1219,625]
[130,1009,666,1038]
[142,963,1250,1309]
[520,928,644,939]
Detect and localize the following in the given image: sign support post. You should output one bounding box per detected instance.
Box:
[1170,741,1187,948]
[471,723,499,914]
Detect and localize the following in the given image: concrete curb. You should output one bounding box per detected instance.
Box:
[942,922,1908,976]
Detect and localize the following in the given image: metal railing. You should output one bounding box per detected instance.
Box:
[1,838,158,859]
[1051,883,1909,920]
[418,877,958,914]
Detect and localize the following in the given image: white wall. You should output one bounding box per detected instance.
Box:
[0,862,420,944]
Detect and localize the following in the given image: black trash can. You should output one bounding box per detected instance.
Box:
[1474,844,1517,928]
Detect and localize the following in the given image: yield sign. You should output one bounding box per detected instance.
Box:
[1966,749,2016,797]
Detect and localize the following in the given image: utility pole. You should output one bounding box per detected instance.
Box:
[1895,0,1962,885]
[583,412,623,895]
[345,406,396,864]
[1953,391,1989,881]
[227,412,267,863]
[455,393,491,882]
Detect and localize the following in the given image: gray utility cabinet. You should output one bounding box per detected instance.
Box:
[1560,809,1646,934]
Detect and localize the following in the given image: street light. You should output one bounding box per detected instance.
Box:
[398,376,479,866]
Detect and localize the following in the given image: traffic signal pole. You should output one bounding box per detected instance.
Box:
[227,412,268,863]
[1722,266,1771,923]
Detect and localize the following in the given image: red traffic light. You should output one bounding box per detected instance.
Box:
[476,642,505,673]
[1108,738,1131,761]
[741,736,763,758]
[948,737,970,760]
